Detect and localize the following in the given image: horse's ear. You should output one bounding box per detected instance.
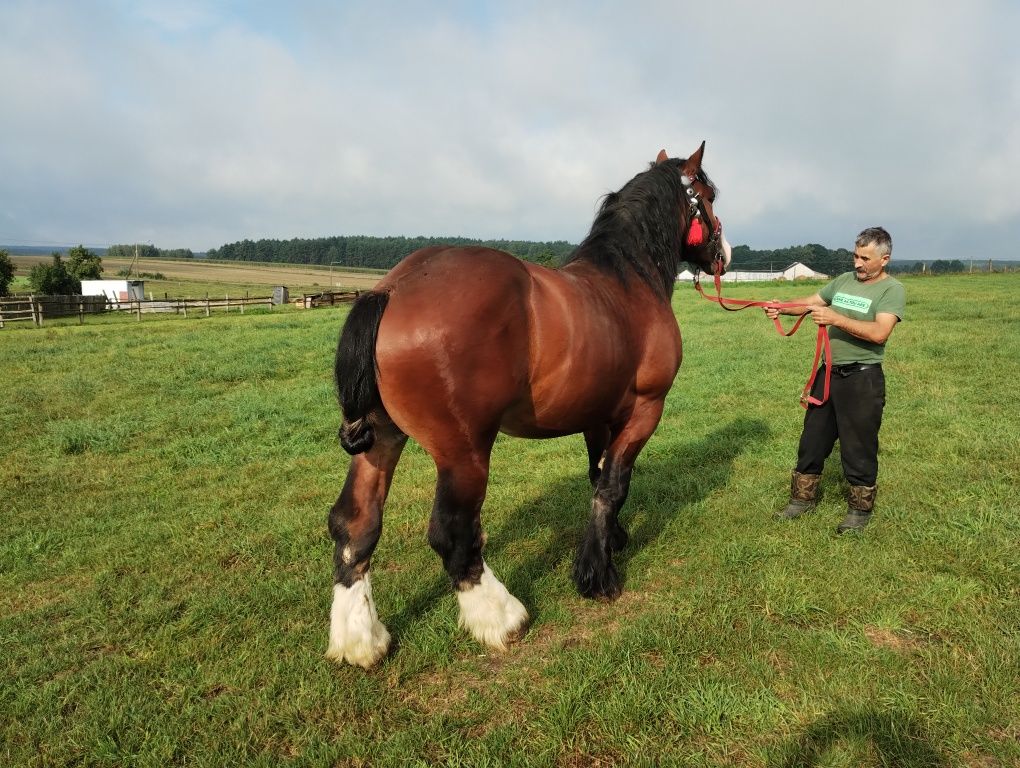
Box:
[655,149,669,164]
[682,141,706,174]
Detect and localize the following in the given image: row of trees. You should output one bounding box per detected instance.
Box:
[207,236,977,276]
[724,245,980,276]
[908,259,968,274]
[728,243,855,275]
[206,235,575,268]
[105,244,195,260]
[0,246,104,296]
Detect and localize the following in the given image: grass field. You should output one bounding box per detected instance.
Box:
[2,271,1018,766]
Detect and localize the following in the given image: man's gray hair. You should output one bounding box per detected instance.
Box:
[856,226,892,257]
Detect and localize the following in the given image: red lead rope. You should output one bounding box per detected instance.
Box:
[694,266,832,408]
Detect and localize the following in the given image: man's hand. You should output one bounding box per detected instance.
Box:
[808,306,839,327]
[764,300,781,320]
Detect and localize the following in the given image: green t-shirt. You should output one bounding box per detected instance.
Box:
[818,272,905,365]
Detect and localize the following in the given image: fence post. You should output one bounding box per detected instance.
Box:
[79,300,85,325]
[183,301,188,318]
[136,300,141,321]
[36,300,44,327]
[205,297,210,317]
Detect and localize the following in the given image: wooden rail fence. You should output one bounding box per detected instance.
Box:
[0,294,276,328]
[0,297,37,328]
[301,289,360,309]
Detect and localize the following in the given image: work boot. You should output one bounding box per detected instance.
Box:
[836,484,877,534]
[777,471,821,520]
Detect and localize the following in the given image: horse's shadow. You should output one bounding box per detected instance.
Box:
[386,416,770,637]
[775,708,946,767]
[491,415,770,610]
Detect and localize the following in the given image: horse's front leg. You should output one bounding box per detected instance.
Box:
[428,448,529,650]
[573,398,665,599]
[326,421,406,668]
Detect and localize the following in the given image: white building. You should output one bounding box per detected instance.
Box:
[80,279,145,304]
[676,262,828,283]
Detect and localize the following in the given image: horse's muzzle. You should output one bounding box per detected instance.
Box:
[712,231,732,274]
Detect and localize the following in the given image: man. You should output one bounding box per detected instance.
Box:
[765,227,905,533]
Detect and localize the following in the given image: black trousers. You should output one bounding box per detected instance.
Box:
[796,366,886,487]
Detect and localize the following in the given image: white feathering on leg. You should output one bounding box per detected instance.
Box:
[326,575,391,668]
[456,561,529,650]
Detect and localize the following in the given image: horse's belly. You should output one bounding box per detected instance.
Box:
[498,422,576,439]
[497,408,589,439]
[497,387,628,439]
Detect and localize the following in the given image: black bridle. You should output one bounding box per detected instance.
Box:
[680,171,726,274]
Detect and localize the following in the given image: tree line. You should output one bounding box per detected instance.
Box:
[729,243,854,275]
[105,244,195,260]
[0,246,102,297]
[205,235,976,276]
[728,244,969,276]
[206,236,575,268]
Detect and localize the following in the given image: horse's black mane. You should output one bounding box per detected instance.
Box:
[564,158,692,301]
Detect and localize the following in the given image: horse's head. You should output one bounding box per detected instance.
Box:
[657,143,732,275]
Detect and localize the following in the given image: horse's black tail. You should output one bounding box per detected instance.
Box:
[335,290,389,455]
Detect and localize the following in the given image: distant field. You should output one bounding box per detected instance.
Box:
[7,254,385,296]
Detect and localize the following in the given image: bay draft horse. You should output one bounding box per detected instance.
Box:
[327,143,731,667]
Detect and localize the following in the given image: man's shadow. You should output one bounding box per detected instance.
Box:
[775,709,946,767]
[386,416,770,636]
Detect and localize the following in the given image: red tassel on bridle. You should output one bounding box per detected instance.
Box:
[686,217,705,246]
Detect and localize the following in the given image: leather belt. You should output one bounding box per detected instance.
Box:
[830,362,882,376]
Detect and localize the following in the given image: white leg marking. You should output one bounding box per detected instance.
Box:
[456,561,529,650]
[326,574,391,668]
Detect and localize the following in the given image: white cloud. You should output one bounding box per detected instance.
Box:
[0,0,1017,259]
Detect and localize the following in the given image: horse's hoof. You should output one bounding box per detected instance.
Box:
[572,561,622,601]
[325,630,390,669]
[327,578,392,668]
[457,562,530,651]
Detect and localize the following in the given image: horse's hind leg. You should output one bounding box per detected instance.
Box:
[584,425,610,487]
[326,418,406,668]
[428,449,529,650]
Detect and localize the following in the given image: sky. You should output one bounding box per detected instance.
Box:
[2,0,1019,261]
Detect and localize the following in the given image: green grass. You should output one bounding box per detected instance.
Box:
[2,273,1018,766]
[138,279,285,299]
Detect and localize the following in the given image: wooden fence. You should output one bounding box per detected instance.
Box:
[0,297,37,328]
[0,294,275,328]
[301,289,360,309]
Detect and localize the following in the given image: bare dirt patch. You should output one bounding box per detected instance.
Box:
[862,625,923,652]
